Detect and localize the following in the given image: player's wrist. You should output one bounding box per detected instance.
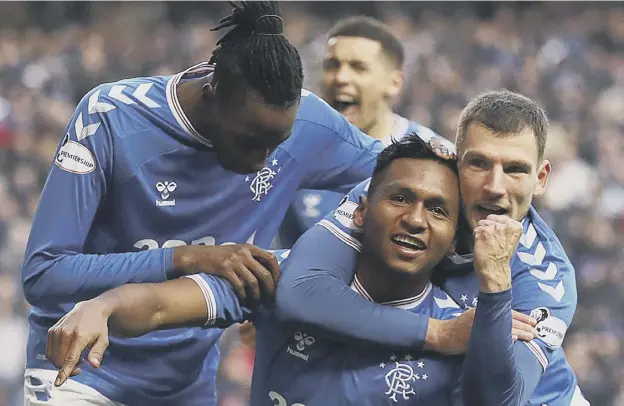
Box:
[172,246,198,277]
[476,262,511,293]
[423,318,441,352]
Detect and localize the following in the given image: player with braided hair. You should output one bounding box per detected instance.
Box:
[22,2,384,405]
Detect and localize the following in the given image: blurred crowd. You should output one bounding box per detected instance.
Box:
[0,2,622,405]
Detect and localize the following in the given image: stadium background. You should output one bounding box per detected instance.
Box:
[0,2,622,405]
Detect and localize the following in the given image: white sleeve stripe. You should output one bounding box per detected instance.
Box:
[183,275,216,326]
[318,220,362,252]
[523,340,548,372]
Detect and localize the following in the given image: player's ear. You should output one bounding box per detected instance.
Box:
[385,69,403,99]
[533,159,551,198]
[353,196,368,229]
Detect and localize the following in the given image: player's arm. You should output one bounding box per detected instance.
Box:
[295,91,383,193]
[276,180,468,352]
[21,84,174,308]
[462,215,575,406]
[22,85,279,307]
[46,273,253,387]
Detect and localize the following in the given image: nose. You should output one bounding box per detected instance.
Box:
[335,64,353,85]
[483,165,506,198]
[401,203,427,233]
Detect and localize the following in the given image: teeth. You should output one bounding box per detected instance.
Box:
[335,95,356,103]
[393,235,425,250]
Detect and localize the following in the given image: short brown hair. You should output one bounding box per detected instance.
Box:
[456,90,549,161]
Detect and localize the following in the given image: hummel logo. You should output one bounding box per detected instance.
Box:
[156,181,177,207]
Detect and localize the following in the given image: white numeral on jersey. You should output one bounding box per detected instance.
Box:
[133,232,256,251]
[268,391,306,406]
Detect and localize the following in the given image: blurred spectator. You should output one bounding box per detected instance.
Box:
[0,2,622,405]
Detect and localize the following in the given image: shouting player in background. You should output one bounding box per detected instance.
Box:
[21,2,385,405]
[46,135,538,405]
[278,16,449,248]
[276,90,589,405]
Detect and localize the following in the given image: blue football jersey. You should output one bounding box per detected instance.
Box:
[21,63,384,405]
[276,116,448,248]
[311,180,585,406]
[186,259,464,406]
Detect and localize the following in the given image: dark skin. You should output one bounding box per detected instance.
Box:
[353,158,460,303]
[169,76,300,304]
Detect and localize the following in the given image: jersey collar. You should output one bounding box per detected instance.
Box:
[351,274,432,310]
[166,62,214,148]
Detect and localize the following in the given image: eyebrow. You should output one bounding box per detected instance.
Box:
[388,184,452,209]
[464,151,532,169]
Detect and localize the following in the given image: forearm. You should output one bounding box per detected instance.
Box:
[97,278,208,337]
[462,290,541,406]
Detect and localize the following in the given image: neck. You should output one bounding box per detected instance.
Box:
[176,77,214,141]
[363,104,396,141]
[355,254,432,304]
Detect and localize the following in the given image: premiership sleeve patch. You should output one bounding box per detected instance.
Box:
[55,134,96,174]
[530,307,567,348]
[333,200,360,231]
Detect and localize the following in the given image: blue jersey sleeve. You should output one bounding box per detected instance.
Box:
[183,274,254,327]
[461,219,577,406]
[22,85,173,307]
[275,180,431,350]
[296,91,383,194]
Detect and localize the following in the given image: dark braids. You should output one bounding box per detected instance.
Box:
[209,1,304,107]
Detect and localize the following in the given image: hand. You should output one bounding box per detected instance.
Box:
[173,244,280,305]
[427,309,538,355]
[473,214,523,292]
[46,300,112,387]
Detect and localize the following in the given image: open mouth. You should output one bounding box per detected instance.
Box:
[331,95,359,113]
[391,234,427,252]
[477,204,509,216]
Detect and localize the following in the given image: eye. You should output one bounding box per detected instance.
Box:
[470,158,488,169]
[505,165,529,174]
[323,59,339,71]
[390,195,408,204]
[429,207,449,217]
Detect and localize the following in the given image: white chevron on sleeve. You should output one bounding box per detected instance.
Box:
[519,224,537,248]
[133,83,160,108]
[538,281,565,302]
[517,241,546,265]
[530,262,558,281]
[88,90,116,114]
[108,85,135,105]
[74,112,101,141]
[434,294,460,309]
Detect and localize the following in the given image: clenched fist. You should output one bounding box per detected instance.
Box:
[473,214,523,293]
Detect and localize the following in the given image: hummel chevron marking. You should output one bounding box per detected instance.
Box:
[88,90,115,114]
[537,281,565,302]
[75,112,101,141]
[520,224,537,248]
[108,85,135,105]
[518,242,546,266]
[530,262,558,281]
[434,294,460,309]
[133,83,160,108]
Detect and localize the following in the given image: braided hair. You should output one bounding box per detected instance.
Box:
[210,1,304,107]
